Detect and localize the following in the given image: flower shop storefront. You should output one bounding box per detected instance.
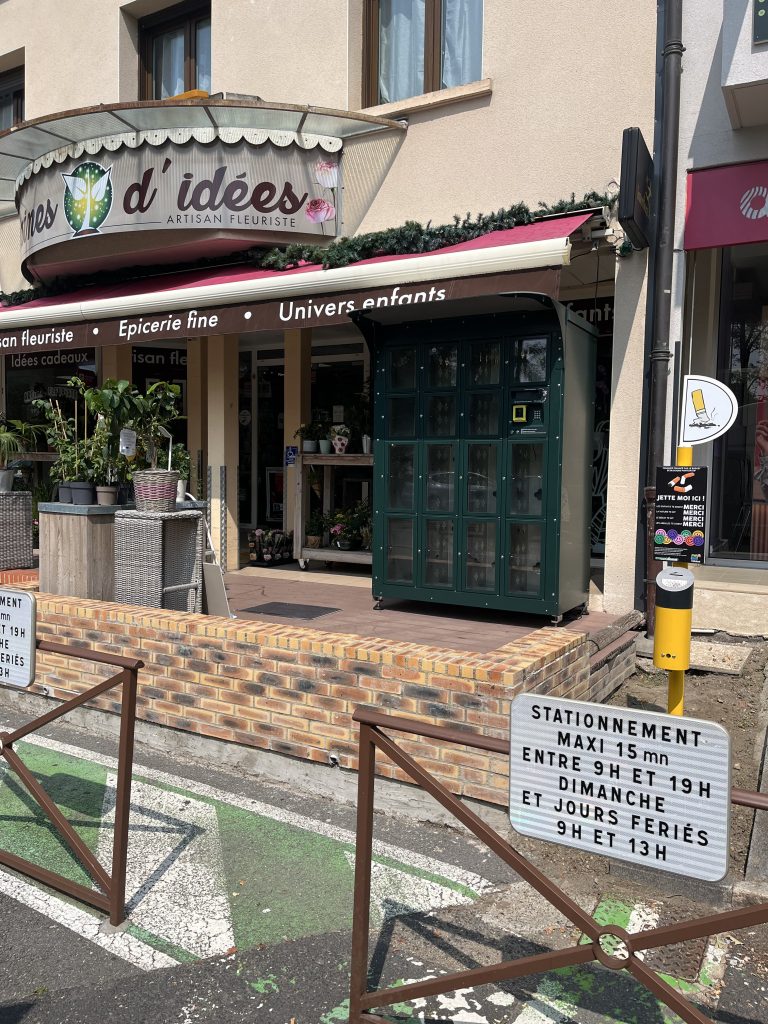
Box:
[0,208,609,600]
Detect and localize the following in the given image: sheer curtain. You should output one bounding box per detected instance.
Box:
[196,19,212,92]
[378,0,425,104]
[441,0,483,89]
[0,99,12,132]
[153,27,185,99]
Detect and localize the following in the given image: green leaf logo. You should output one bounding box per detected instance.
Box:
[62,161,113,236]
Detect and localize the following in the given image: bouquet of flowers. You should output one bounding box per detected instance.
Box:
[248,528,293,565]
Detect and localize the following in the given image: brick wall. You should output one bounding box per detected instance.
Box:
[26,593,609,807]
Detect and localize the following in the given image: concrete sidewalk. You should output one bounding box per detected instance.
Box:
[0,714,765,1023]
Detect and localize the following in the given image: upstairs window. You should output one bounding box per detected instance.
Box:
[0,68,24,131]
[140,1,211,100]
[364,0,483,106]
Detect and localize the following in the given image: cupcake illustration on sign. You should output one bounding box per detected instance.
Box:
[305,158,339,231]
[62,161,113,236]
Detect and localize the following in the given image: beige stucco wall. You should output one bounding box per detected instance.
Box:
[0,0,657,271]
[360,0,657,231]
[0,1,659,608]
[603,250,649,614]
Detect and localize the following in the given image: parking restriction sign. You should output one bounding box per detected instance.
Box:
[0,589,36,688]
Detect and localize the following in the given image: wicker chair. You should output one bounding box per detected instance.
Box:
[114,510,204,612]
[0,492,33,571]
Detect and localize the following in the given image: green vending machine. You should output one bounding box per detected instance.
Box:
[364,294,596,619]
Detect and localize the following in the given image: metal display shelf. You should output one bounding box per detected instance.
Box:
[293,453,373,571]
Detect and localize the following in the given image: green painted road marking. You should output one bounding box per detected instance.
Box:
[0,741,107,890]
[0,728,486,971]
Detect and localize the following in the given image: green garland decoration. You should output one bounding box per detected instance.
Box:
[1,191,615,308]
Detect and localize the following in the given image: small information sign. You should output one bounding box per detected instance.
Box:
[654,465,708,563]
[509,694,731,881]
[0,589,36,689]
[284,445,298,467]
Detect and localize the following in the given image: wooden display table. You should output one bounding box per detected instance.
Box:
[292,453,373,570]
[39,503,116,600]
[38,500,206,602]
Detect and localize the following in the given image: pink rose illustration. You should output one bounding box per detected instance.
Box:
[314,159,339,189]
[305,197,336,224]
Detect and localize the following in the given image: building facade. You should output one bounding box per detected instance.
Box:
[0,0,658,621]
[664,1,768,632]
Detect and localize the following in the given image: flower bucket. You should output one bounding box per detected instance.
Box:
[133,469,179,512]
[332,436,349,455]
[319,439,332,454]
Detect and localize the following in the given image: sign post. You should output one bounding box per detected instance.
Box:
[509,694,731,881]
[655,375,740,716]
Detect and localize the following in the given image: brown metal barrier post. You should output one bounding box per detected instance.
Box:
[0,639,143,926]
[349,706,768,1024]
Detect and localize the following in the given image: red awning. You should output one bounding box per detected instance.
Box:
[1,213,593,314]
[0,212,595,351]
[686,160,768,250]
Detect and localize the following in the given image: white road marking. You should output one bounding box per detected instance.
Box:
[344,852,473,924]
[5,726,491,895]
[98,774,235,959]
[0,868,176,971]
[0,724,492,972]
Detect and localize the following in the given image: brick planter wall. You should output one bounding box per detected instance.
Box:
[26,594,607,808]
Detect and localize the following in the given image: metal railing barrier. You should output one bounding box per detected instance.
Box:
[0,640,143,926]
[348,706,768,1024]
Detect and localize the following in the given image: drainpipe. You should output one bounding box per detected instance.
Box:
[644,0,685,631]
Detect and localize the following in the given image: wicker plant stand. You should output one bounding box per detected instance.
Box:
[0,492,33,571]
[114,510,204,613]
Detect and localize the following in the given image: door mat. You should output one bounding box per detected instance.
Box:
[241,601,340,620]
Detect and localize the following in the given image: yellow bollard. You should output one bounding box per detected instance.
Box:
[655,432,696,720]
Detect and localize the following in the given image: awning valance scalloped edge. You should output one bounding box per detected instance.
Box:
[15,127,342,191]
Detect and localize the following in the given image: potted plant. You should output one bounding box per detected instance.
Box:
[171,444,191,502]
[294,423,324,453]
[329,423,350,455]
[0,419,42,492]
[32,399,76,501]
[90,420,118,505]
[319,434,333,455]
[324,507,360,550]
[305,507,325,548]
[130,381,182,511]
[352,498,373,551]
[248,527,293,564]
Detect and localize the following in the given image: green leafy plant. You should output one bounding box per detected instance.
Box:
[171,444,191,480]
[0,418,43,469]
[294,422,326,442]
[306,508,325,537]
[131,381,182,469]
[31,399,76,483]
